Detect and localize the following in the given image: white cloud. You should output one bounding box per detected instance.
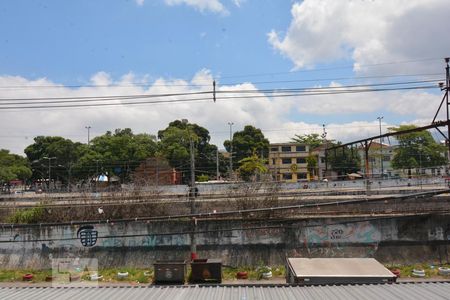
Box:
[135,0,145,6]
[268,0,449,74]
[0,70,440,155]
[164,0,228,14]
[232,0,244,8]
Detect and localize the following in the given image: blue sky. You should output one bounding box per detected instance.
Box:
[0,0,449,154]
[1,0,294,83]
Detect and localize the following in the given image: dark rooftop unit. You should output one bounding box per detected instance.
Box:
[189,258,222,283]
[153,260,187,285]
[286,258,396,285]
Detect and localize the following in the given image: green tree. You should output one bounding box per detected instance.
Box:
[238,151,268,181]
[224,125,269,170]
[0,149,32,185]
[327,144,361,178]
[291,133,326,150]
[158,120,226,183]
[84,128,158,182]
[291,133,332,180]
[24,136,84,184]
[389,125,447,176]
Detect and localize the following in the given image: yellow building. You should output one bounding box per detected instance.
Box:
[268,143,310,182]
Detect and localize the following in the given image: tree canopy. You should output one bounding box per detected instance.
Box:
[0,149,32,184]
[291,133,327,150]
[327,144,361,178]
[224,125,269,170]
[158,120,227,183]
[238,151,268,181]
[389,125,447,172]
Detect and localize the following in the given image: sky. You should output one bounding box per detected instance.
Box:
[0,0,449,154]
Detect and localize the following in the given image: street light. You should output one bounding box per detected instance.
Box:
[228,122,234,179]
[377,116,384,179]
[43,157,56,192]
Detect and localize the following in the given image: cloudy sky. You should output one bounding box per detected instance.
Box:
[0,0,449,154]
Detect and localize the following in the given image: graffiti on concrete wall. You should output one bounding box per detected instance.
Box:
[428,227,444,240]
[305,221,381,244]
[303,221,381,257]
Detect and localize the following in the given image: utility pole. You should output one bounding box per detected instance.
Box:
[377,116,384,179]
[43,157,56,192]
[228,122,234,180]
[446,58,450,166]
[183,119,197,260]
[95,159,100,192]
[216,149,219,180]
[85,126,91,146]
[322,124,328,179]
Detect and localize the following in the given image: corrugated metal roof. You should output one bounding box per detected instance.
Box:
[0,282,449,300]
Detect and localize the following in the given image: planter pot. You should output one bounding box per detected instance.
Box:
[438,267,450,276]
[22,274,33,281]
[117,272,129,279]
[261,271,272,279]
[236,271,248,279]
[90,274,103,281]
[412,269,425,277]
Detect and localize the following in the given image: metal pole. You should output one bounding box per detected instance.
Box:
[48,158,51,192]
[216,149,219,180]
[228,122,234,179]
[96,160,99,192]
[377,116,384,178]
[189,129,197,260]
[445,58,450,167]
[85,126,91,146]
[43,157,55,192]
[419,145,422,191]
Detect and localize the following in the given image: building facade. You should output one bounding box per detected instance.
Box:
[268,143,310,182]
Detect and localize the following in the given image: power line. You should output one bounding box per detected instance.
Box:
[0,79,440,104]
[0,85,438,110]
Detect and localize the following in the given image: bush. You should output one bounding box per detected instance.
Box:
[8,206,45,223]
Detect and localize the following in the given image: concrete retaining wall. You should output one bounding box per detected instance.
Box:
[1,215,449,269]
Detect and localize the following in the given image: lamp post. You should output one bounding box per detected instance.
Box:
[419,144,423,191]
[43,157,56,192]
[228,122,234,179]
[377,116,384,178]
[85,126,91,146]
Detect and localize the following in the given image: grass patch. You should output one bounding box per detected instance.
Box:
[97,268,153,283]
[222,266,285,280]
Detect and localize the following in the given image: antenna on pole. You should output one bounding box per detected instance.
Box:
[213,80,216,102]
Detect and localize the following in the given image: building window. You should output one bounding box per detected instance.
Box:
[271,159,275,165]
[270,147,278,152]
[282,158,292,164]
[320,157,326,163]
[296,145,306,152]
[281,146,291,152]
[296,157,306,164]
[383,155,390,162]
[297,173,307,179]
[283,173,292,180]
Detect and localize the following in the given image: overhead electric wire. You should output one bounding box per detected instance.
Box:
[0,73,442,90]
[0,78,441,105]
[0,84,438,110]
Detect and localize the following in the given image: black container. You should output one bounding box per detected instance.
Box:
[153,260,187,285]
[190,259,222,283]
